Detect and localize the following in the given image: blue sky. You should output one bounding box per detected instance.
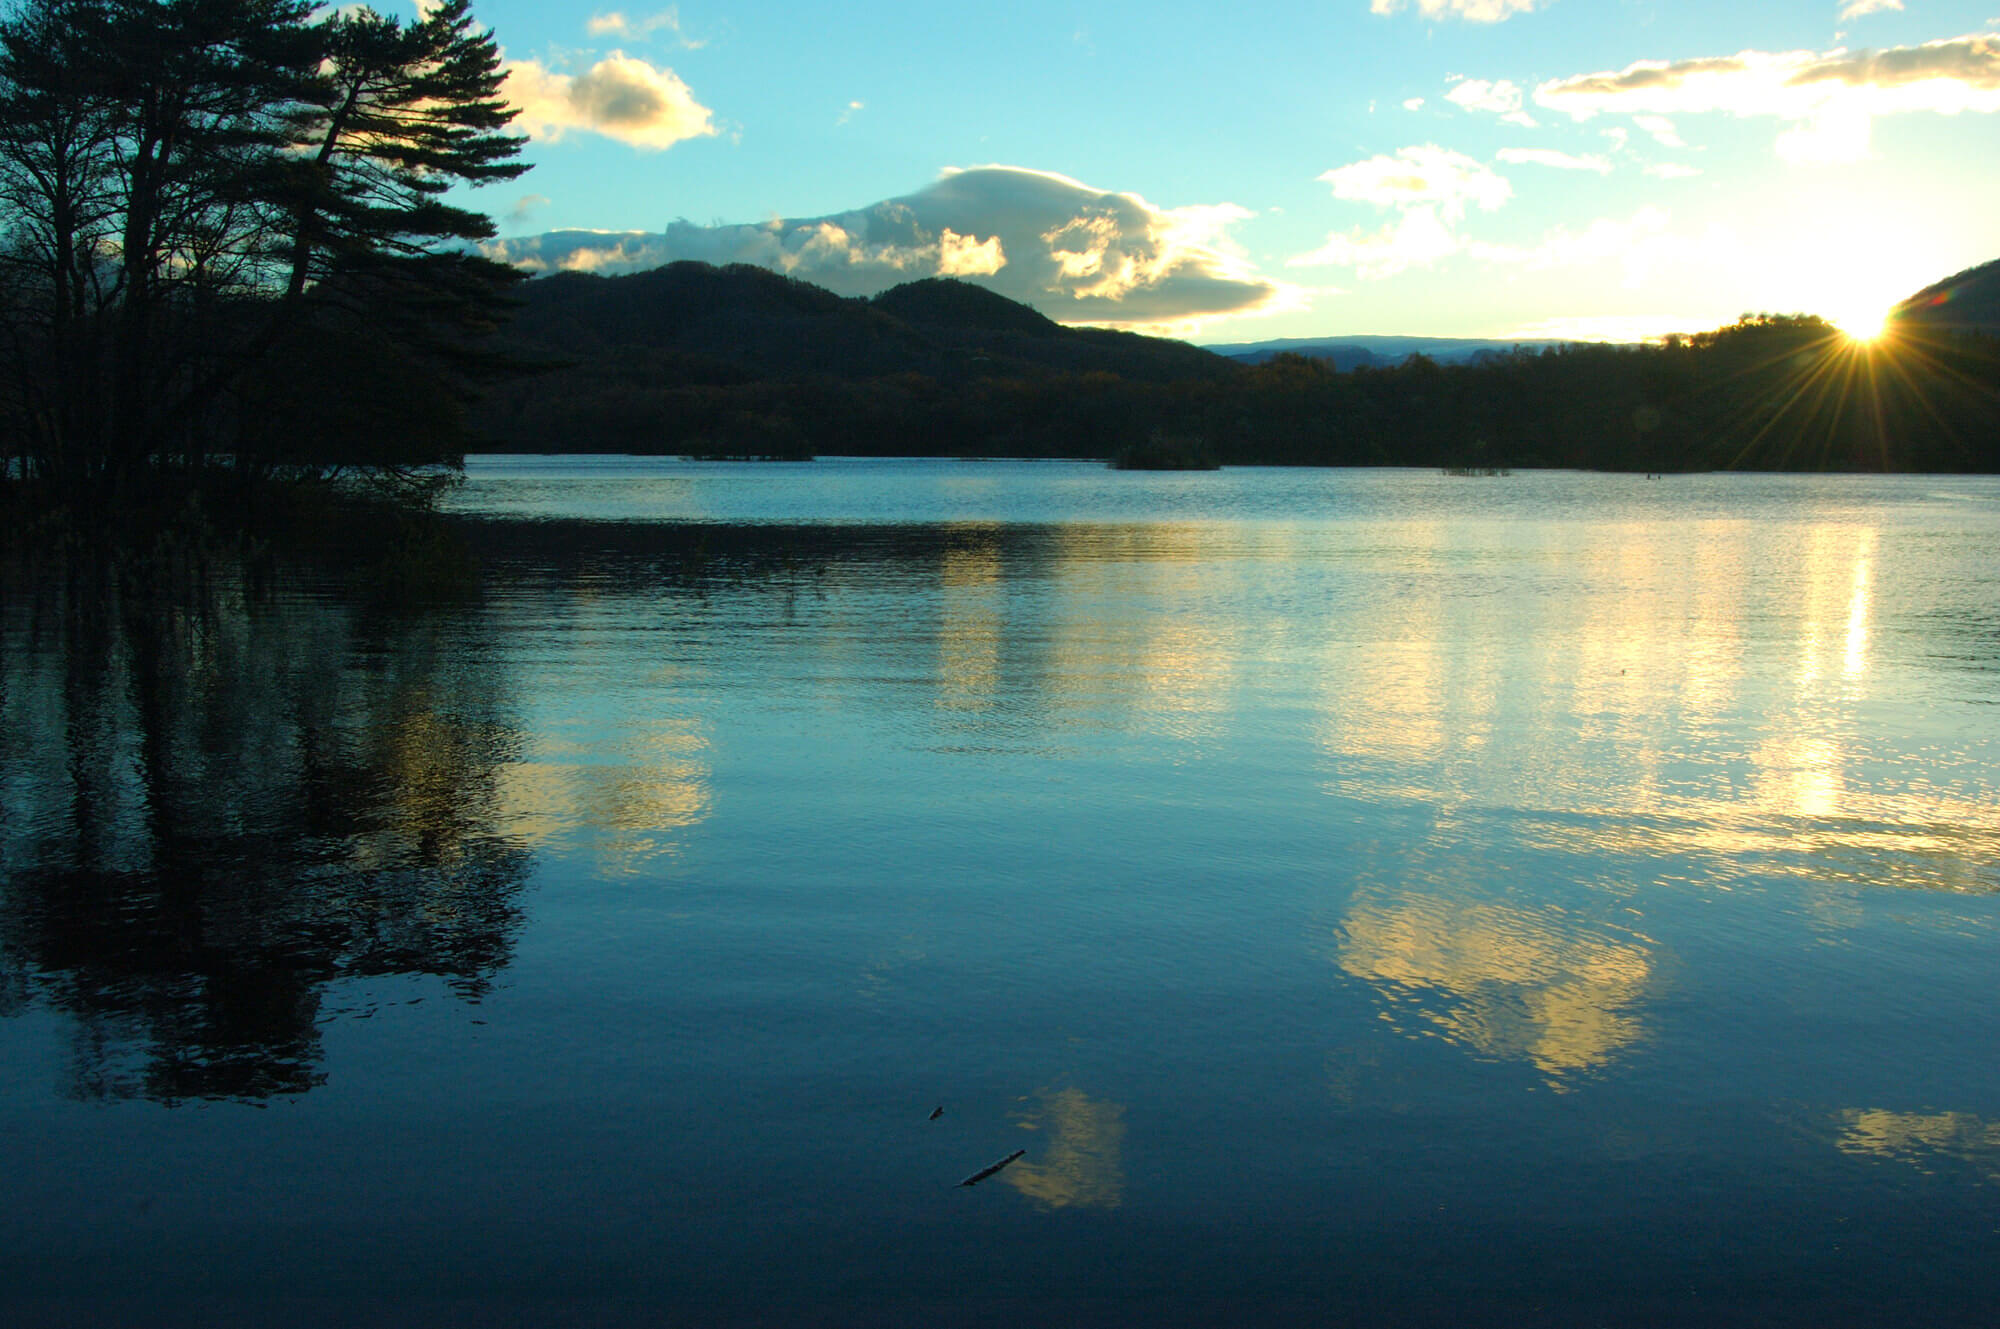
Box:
[448,0,2000,342]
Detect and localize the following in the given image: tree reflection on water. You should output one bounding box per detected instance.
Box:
[0,548,530,1103]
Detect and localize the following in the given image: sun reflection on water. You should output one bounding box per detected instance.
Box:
[936,530,1005,714]
[1308,515,1998,894]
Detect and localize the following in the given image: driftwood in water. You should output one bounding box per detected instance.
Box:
[957,1149,1026,1188]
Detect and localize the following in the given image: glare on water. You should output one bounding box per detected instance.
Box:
[5,460,2000,1325]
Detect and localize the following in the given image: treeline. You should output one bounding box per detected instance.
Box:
[0,0,525,513]
[1209,317,2000,473]
[477,263,2000,473]
[5,0,1992,503]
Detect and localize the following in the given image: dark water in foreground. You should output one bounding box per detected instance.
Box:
[5,459,2000,1326]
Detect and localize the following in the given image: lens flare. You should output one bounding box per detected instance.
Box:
[1830,301,1892,344]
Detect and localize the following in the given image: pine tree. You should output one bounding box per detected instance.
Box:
[0,0,530,502]
[237,0,530,483]
[279,0,525,299]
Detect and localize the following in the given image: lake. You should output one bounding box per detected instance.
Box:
[5,458,2000,1326]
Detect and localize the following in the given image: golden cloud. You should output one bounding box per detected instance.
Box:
[1536,34,2000,164]
[484,167,1290,331]
[506,50,716,150]
[1336,890,1654,1081]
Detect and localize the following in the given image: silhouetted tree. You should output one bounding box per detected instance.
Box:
[0,542,530,1102]
[276,0,522,299]
[0,0,526,507]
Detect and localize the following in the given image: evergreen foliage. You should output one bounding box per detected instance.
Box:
[0,0,526,510]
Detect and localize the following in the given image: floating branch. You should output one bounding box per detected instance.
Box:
[957,1149,1026,1188]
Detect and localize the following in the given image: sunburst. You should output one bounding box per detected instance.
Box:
[1830,302,1892,345]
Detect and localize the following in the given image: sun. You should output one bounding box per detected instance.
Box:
[1828,299,1893,344]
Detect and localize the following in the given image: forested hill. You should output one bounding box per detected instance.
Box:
[471,259,2000,472]
[498,262,1233,383]
[1892,257,2000,337]
[474,263,1236,455]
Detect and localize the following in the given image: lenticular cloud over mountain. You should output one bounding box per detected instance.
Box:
[482,167,1286,329]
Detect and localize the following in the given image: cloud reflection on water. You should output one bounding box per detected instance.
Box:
[1837,1109,2000,1180]
[936,533,1005,714]
[1335,885,1655,1084]
[1301,513,1997,1078]
[494,716,711,875]
[1005,1086,1128,1211]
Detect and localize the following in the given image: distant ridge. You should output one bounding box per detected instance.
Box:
[1892,257,2000,337]
[1199,333,1584,368]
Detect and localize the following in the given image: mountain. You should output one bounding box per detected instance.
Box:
[1891,257,2000,337]
[1199,334,1585,368]
[496,263,1231,385]
[465,255,1998,469]
[474,263,1237,456]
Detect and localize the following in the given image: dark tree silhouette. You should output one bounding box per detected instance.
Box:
[0,0,526,507]
[276,0,524,301]
[470,265,2000,473]
[0,544,531,1102]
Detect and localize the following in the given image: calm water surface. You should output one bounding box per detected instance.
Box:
[5,459,2000,1326]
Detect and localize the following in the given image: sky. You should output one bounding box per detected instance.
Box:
[443,0,2000,344]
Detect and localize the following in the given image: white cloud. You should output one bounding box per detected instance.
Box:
[1371,0,1544,21]
[1502,313,1718,343]
[506,51,716,149]
[1296,145,1513,279]
[1495,147,1612,172]
[1482,206,1680,284]
[1444,77,1538,125]
[1318,144,1512,220]
[1403,97,1426,110]
[1643,162,1703,178]
[481,167,1288,329]
[1838,0,1903,20]
[1536,34,2000,162]
[1632,114,1686,147]
[1775,100,1874,162]
[585,8,703,46]
[1446,77,1524,114]
[937,227,1005,276]
[1296,179,1694,292]
[1288,205,1461,278]
[1292,205,1682,286]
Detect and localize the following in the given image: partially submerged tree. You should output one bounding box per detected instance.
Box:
[0,0,527,506]
[238,0,528,487]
